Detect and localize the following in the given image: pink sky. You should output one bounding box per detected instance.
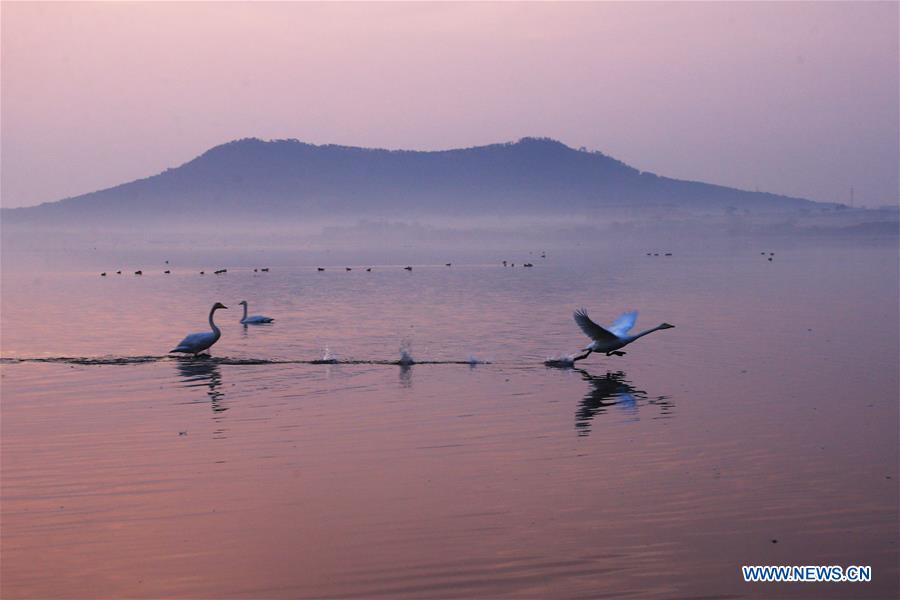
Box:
[2,1,897,208]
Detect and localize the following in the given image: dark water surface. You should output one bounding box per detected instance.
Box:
[2,238,897,598]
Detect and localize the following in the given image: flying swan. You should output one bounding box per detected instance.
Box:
[570,309,674,362]
[238,300,274,324]
[170,302,228,355]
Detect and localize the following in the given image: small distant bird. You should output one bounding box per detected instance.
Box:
[134,270,142,275]
[664,253,673,256]
[170,302,227,355]
[653,253,659,256]
[404,266,413,271]
[768,257,773,262]
[523,263,534,267]
[769,253,774,256]
[238,300,274,324]
[260,268,269,272]
[502,261,508,267]
[165,260,169,264]
[116,270,122,274]
[254,268,258,272]
[366,267,372,272]
[445,263,452,267]
[317,268,325,272]
[100,272,107,277]
[541,252,546,258]
[760,252,766,255]
[646,253,652,256]
[570,309,674,362]
[346,267,352,272]
[164,270,170,274]
[200,271,205,275]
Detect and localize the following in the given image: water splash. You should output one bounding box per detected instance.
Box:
[398,341,415,366]
[320,346,338,364]
[544,354,576,368]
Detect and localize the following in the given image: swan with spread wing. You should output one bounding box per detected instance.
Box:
[570,309,674,362]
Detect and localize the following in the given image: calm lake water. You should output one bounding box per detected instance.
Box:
[2,235,897,598]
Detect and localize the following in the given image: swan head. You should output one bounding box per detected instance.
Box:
[658,322,675,329]
[213,302,228,310]
[238,300,248,306]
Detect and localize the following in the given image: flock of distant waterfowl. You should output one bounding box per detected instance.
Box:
[100,249,781,279]
[102,265,436,276]
[100,254,550,278]
[102,267,259,276]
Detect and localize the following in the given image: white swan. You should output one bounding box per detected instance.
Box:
[571,309,673,361]
[170,302,227,355]
[238,300,274,324]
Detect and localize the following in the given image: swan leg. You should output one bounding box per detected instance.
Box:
[571,349,593,362]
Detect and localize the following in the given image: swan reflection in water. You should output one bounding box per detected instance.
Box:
[574,369,673,435]
[175,356,227,414]
[399,363,413,388]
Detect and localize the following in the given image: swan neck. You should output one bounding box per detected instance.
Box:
[242,303,248,320]
[209,305,221,335]
[631,325,663,340]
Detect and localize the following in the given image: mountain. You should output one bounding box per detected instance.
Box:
[2,137,836,224]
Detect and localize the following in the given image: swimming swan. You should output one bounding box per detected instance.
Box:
[571,309,673,361]
[170,302,227,355]
[239,300,274,324]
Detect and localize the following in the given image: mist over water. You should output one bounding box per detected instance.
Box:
[2,223,898,598]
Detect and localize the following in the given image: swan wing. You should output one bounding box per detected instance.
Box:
[573,309,618,342]
[608,310,638,337]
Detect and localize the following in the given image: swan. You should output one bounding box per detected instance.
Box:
[238,300,274,324]
[571,309,674,361]
[170,302,228,355]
